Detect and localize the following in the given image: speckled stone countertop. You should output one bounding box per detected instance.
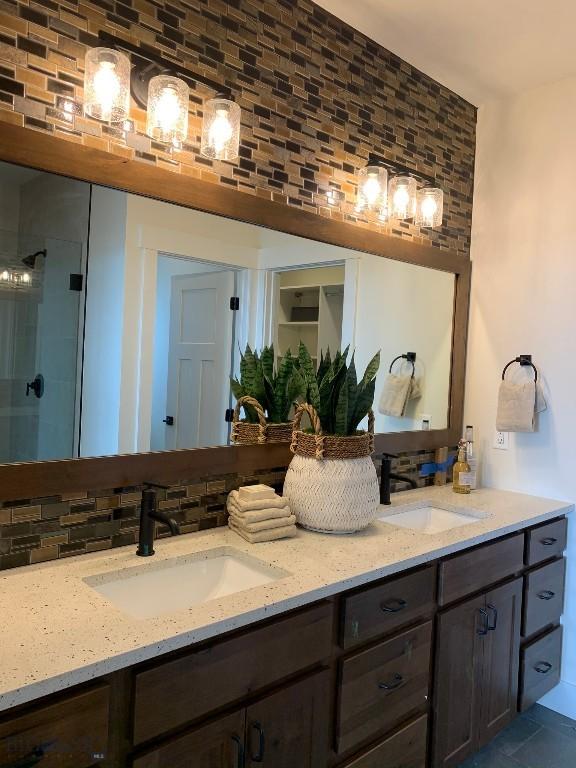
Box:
[0,485,571,713]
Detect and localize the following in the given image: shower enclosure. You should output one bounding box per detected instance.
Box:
[0,230,84,463]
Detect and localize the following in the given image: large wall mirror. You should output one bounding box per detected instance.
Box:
[0,151,465,466]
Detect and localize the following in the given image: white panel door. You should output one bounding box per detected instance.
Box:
[165,270,235,449]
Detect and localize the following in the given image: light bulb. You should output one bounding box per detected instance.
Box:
[357,165,388,218]
[201,98,241,161]
[388,176,417,221]
[157,86,180,132]
[84,48,130,123]
[22,272,31,284]
[93,61,120,122]
[362,174,382,206]
[1,270,9,281]
[209,108,233,155]
[146,75,188,144]
[393,185,410,217]
[416,187,444,228]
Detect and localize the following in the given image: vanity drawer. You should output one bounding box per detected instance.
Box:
[342,714,428,768]
[519,626,563,712]
[133,601,333,745]
[438,533,524,606]
[526,518,567,567]
[340,565,436,650]
[523,557,566,638]
[336,621,432,754]
[0,685,110,768]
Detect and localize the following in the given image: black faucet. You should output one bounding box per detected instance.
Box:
[375,453,419,505]
[137,483,181,557]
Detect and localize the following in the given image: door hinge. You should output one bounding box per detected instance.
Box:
[229,296,240,311]
[69,273,84,291]
[225,408,234,423]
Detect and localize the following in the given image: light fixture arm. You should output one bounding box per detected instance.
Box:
[98,31,234,107]
[367,153,436,187]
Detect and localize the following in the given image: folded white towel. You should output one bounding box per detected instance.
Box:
[238,484,276,502]
[496,381,548,432]
[378,374,412,418]
[228,489,289,512]
[227,502,292,523]
[229,512,297,533]
[229,518,297,543]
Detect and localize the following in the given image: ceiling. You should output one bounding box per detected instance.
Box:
[315,0,576,106]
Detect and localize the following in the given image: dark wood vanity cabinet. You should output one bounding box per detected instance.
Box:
[0,516,567,768]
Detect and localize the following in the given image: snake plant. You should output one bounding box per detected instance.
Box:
[231,344,305,423]
[297,343,380,436]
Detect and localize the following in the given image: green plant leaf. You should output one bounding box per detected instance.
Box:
[334,374,349,435]
[316,347,331,384]
[260,345,274,381]
[349,376,377,432]
[263,374,278,422]
[298,342,320,411]
[230,378,245,401]
[358,351,381,390]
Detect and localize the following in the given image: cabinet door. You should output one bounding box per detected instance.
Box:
[133,710,245,768]
[478,578,522,747]
[245,671,330,768]
[432,595,485,768]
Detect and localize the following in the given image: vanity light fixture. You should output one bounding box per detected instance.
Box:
[83,47,130,123]
[361,155,444,229]
[146,75,189,146]
[416,187,444,228]
[82,33,242,158]
[0,268,32,288]
[357,165,388,219]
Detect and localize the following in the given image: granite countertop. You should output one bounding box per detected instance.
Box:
[0,485,571,713]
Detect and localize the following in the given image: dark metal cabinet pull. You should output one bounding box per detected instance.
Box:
[541,537,557,546]
[231,734,244,768]
[534,661,553,674]
[537,590,555,601]
[2,743,50,768]
[380,598,407,613]
[487,604,498,631]
[477,607,489,636]
[249,722,265,763]
[378,673,404,690]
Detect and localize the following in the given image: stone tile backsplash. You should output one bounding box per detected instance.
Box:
[0,0,476,257]
[0,449,454,571]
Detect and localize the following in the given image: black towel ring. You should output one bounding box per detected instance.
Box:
[389,352,416,378]
[502,355,538,382]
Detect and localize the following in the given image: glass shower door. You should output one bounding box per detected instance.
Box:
[0,231,84,463]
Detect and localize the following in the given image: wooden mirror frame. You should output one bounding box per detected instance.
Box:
[0,123,470,499]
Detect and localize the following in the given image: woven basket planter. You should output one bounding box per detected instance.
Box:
[283,404,379,534]
[231,395,293,445]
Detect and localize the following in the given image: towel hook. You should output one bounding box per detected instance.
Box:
[389,352,416,378]
[501,355,538,382]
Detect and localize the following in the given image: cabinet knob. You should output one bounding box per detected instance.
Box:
[378,672,404,691]
[541,537,557,546]
[537,590,555,601]
[534,661,553,674]
[380,598,407,613]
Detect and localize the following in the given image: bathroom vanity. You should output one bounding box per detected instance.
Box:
[0,487,569,768]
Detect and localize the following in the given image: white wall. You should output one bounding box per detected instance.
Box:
[466,76,576,717]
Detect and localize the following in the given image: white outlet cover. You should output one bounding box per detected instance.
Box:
[493,430,510,450]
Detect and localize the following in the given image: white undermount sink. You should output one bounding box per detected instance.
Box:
[84,547,288,619]
[378,500,489,535]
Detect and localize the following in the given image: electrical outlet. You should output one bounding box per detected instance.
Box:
[493,430,509,450]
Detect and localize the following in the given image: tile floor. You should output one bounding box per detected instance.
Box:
[459,705,576,768]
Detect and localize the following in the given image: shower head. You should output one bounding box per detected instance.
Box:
[21,249,47,269]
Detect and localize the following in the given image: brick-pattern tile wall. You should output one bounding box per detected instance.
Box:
[0,449,455,571]
[0,0,476,257]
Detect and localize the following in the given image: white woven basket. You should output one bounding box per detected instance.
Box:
[283,454,379,533]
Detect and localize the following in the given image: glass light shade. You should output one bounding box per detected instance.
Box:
[84,48,130,123]
[416,187,444,228]
[388,175,417,220]
[357,166,388,217]
[201,98,241,160]
[146,75,189,145]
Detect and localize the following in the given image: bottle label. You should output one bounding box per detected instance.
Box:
[458,472,473,487]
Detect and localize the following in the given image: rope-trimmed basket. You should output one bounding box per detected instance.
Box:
[231,396,293,445]
[290,403,375,460]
